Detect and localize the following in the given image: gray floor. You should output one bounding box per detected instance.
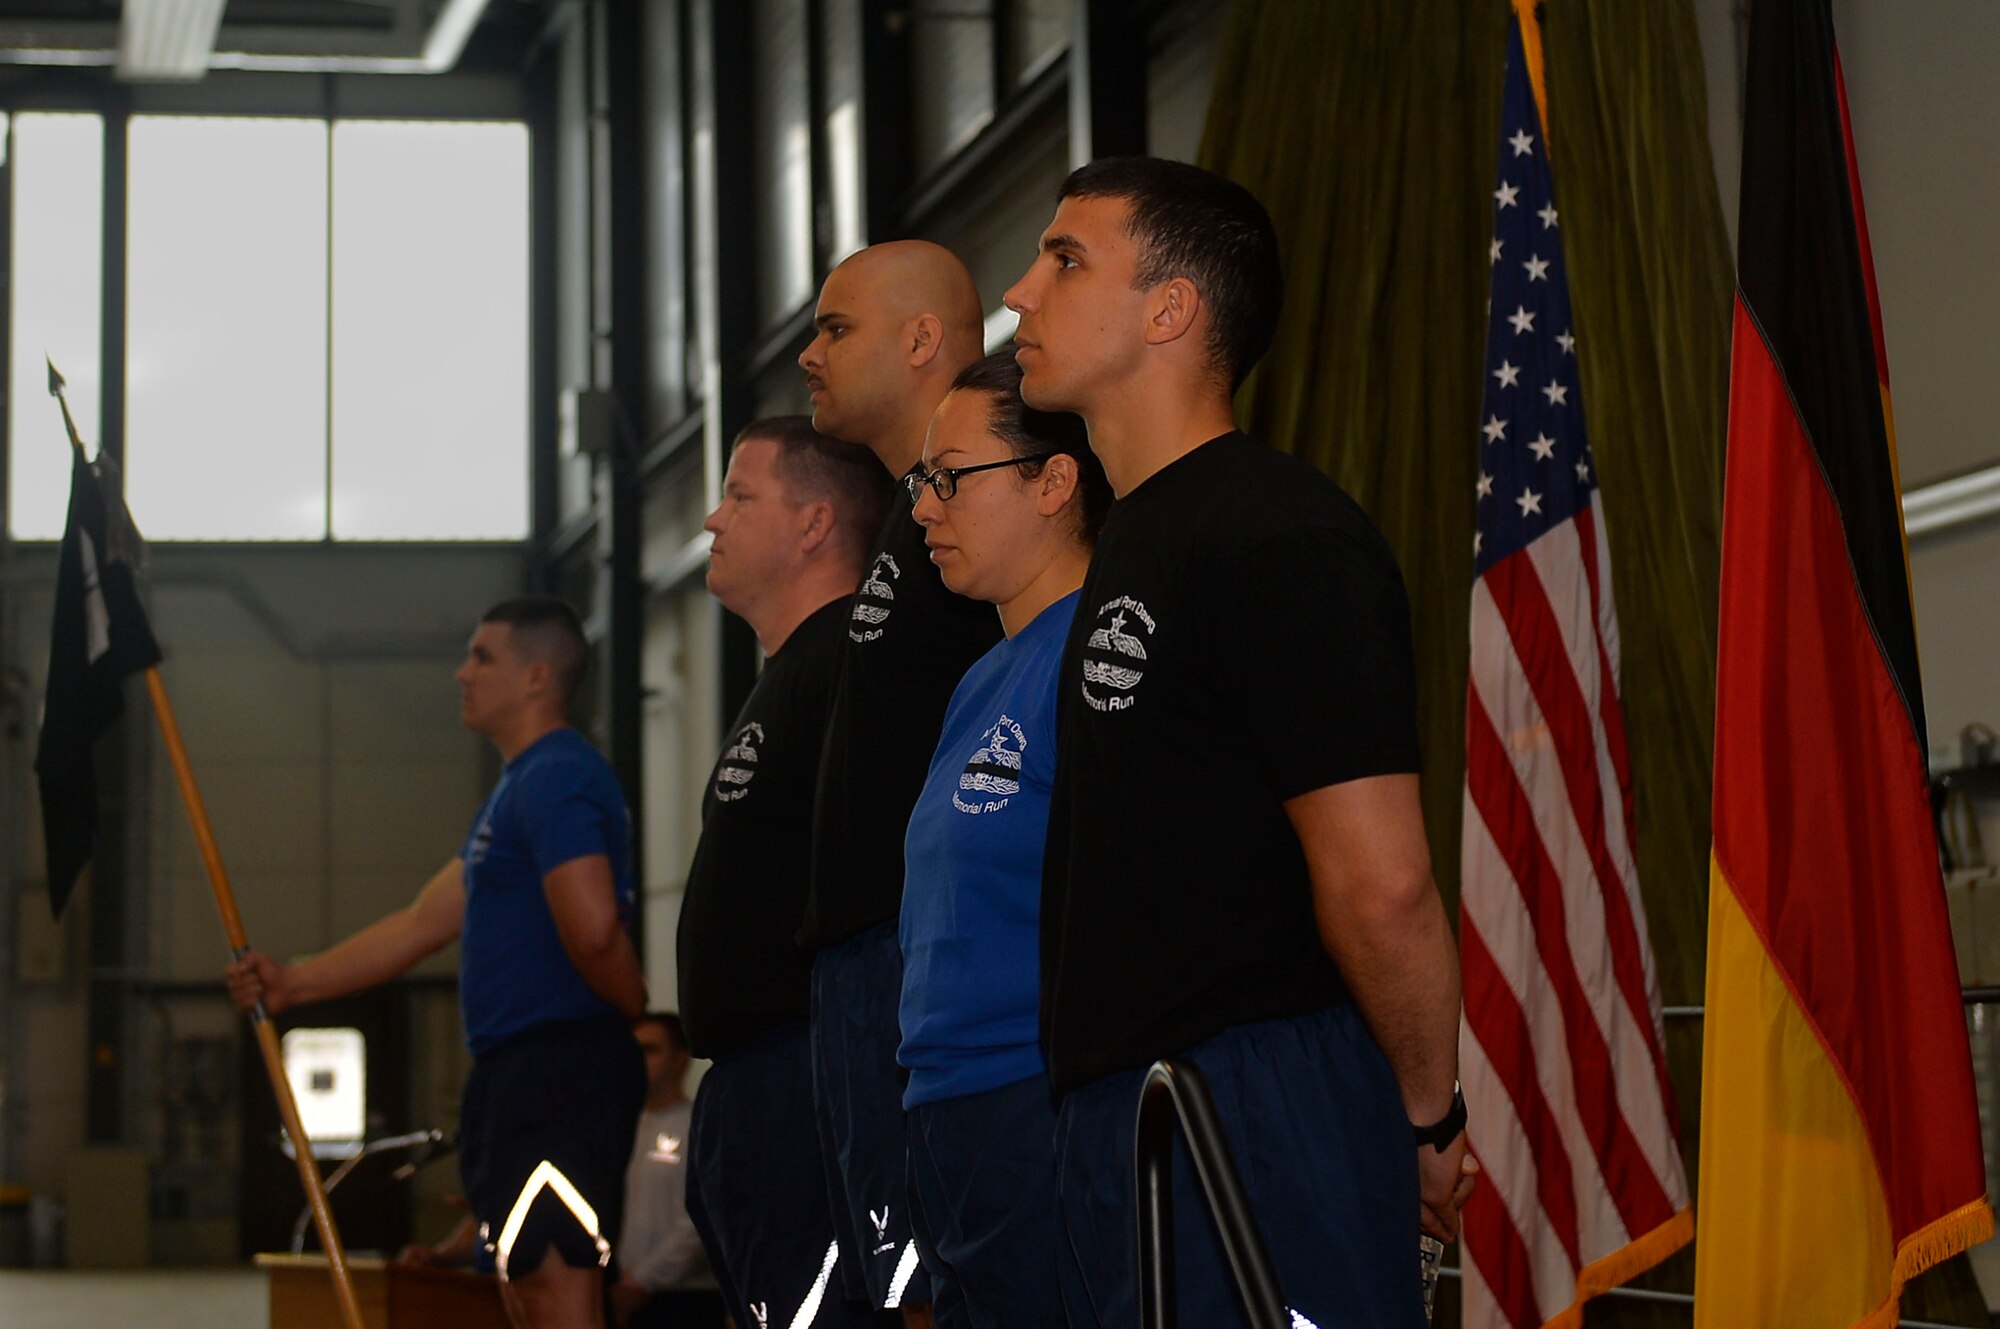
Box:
[0,1268,266,1328]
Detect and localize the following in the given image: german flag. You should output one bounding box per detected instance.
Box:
[1693,2,1993,1325]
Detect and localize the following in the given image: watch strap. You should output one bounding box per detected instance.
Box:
[1414,1082,1467,1151]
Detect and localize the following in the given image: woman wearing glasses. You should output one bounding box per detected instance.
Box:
[896,350,1109,1327]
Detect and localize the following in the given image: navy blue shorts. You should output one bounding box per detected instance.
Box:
[459,1015,645,1281]
[810,923,930,1310]
[908,1072,1067,1329]
[1054,1005,1424,1329]
[684,1021,883,1329]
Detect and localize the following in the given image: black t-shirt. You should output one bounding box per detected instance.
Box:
[799,481,1004,951]
[677,597,849,1059]
[1039,432,1423,1093]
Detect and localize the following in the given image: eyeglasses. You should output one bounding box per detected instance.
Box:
[903,453,1056,504]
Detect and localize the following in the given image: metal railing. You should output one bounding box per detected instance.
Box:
[1425,1269,1975,1329]
[1134,1058,1290,1329]
[1659,986,2000,1019]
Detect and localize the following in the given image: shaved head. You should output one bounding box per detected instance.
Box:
[830,240,984,345]
[799,240,985,471]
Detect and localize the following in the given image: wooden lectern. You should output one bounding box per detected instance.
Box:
[255,1254,511,1329]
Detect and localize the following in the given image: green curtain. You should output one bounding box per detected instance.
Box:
[1198,1,1989,1323]
[1201,0,1724,994]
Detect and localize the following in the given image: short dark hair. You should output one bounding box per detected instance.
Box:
[737,415,892,562]
[480,597,588,705]
[1058,156,1282,390]
[635,1010,688,1051]
[951,352,1111,543]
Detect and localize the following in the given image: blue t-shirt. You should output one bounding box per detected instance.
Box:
[898,591,1077,1108]
[459,727,635,1055]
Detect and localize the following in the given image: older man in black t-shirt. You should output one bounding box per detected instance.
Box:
[794,241,999,1322]
[1001,159,1477,1328]
[675,417,891,1329]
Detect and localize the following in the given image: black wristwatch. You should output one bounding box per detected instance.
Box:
[1413,1082,1466,1151]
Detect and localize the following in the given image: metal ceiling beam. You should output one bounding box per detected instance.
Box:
[0,0,493,75]
[1905,464,2000,541]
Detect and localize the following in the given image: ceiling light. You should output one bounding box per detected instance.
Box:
[117,0,226,82]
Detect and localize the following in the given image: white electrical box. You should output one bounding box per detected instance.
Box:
[283,1027,367,1160]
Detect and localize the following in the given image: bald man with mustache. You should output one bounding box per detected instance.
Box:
[795,243,1000,1325]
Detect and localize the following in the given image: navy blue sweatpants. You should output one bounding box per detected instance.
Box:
[810,922,930,1311]
[907,1072,1067,1328]
[1053,1005,1425,1329]
[685,1021,882,1329]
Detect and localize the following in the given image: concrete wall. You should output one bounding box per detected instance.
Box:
[1,544,521,1255]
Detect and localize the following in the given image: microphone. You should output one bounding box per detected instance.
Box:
[392,1130,455,1182]
[289,1129,454,1253]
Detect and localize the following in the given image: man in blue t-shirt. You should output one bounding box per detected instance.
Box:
[228,597,649,1329]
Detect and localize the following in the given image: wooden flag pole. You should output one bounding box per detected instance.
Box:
[44,358,360,1328]
[142,668,367,1329]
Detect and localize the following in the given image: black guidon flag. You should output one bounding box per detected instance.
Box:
[36,449,161,917]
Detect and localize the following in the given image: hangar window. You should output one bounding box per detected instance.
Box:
[8,114,529,544]
[8,113,102,542]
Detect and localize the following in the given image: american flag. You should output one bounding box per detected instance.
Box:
[1456,15,1691,1327]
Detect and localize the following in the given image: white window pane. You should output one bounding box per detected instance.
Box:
[127,116,328,541]
[331,120,528,541]
[9,114,101,541]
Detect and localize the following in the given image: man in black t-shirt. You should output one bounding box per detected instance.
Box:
[795,241,1000,1321]
[1002,158,1476,1328]
[675,416,891,1329]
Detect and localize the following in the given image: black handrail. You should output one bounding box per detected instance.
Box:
[1661,986,2000,1020]
[1135,1058,1291,1329]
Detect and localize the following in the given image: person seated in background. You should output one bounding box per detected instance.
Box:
[610,1013,724,1329]
[896,351,1109,1327]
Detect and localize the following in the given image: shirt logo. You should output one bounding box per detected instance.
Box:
[1081,596,1154,712]
[850,552,901,642]
[869,1206,895,1254]
[463,772,510,873]
[953,715,1025,815]
[466,818,495,869]
[648,1132,682,1164]
[748,1302,769,1329]
[714,722,765,802]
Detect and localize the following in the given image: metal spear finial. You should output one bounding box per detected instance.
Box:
[46,355,88,462]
